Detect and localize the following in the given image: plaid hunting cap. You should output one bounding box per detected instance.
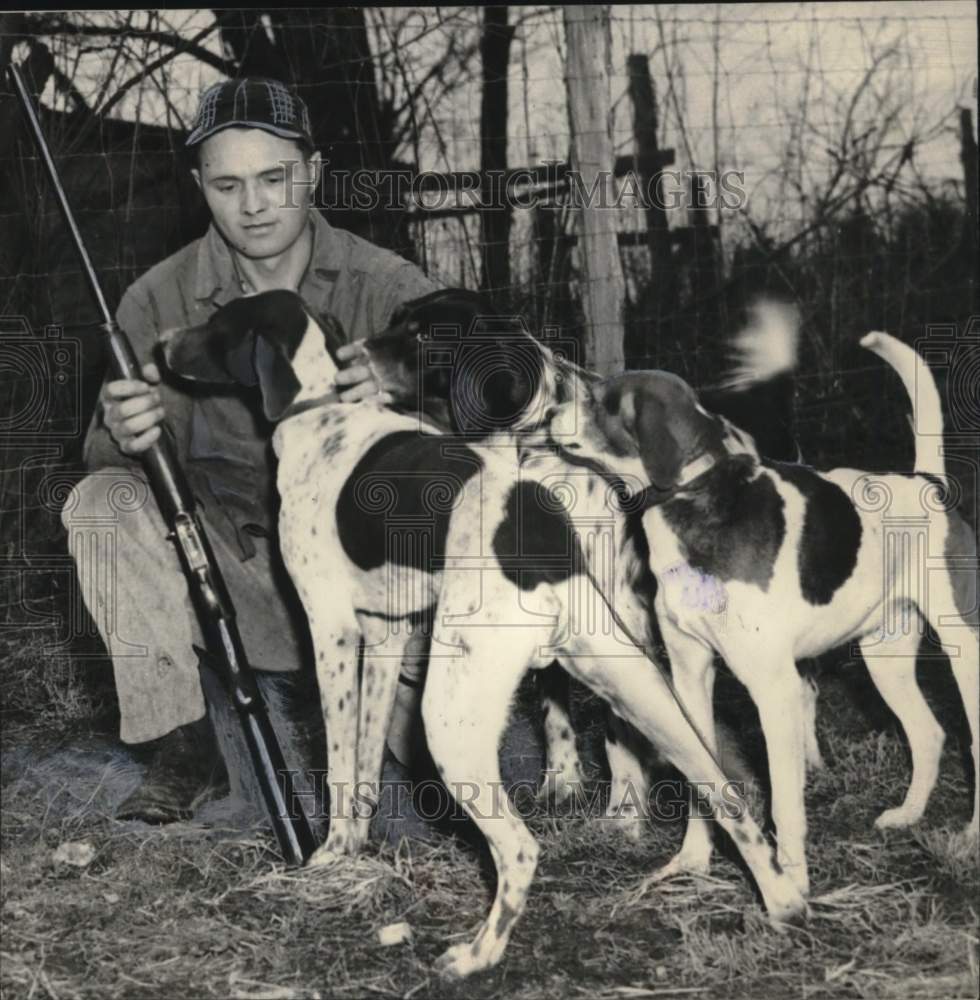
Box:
[185,77,314,148]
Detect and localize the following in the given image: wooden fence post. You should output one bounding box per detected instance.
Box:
[563,4,625,375]
[960,107,977,311]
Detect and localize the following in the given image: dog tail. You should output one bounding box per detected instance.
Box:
[860,331,946,478]
[716,299,800,391]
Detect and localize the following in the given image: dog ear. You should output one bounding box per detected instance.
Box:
[450,336,542,434]
[632,390,685,490]
[163,297,263,386]
[253,336,302,422]
[161,317,254,385]
[593,381,639,456]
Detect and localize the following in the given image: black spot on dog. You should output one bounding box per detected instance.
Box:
[494,899,519,939]
[661,457,785,589]
[336,432,481,571]
[493,482,584,590]
[767,462,861,605]
[559,727,571,741]
[322,431,346,459]
[337,697,345,711]
[945,509,979,628]
[337,638,346,647]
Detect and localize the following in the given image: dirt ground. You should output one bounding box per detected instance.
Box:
[1,645,977,1000]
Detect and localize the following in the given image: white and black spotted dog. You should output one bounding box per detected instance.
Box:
[164,288,809,978]
[550,330,980,897]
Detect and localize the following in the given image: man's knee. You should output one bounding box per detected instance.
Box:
[61,468,155,530]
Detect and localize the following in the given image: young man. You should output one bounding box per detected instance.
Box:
[65,78,440,824]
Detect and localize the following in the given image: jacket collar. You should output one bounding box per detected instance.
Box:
[194,210,341,305]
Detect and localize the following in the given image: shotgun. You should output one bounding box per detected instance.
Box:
[7,62,319,866]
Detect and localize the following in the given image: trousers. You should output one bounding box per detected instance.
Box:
[62,467,309,744]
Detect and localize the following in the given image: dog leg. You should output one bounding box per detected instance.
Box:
[537,663,586,805]
[604,709,649,841]
[858,628,946,831]
[306,617,363,865]
[351,618,411,849]
[922,535,980,839]
[564,635,806,925]
[801,676,825,772]
[917,572,979,838]
[423,635,540,979]
[735,656,809,895]
[944,637,980,839]
[650,625,718,882]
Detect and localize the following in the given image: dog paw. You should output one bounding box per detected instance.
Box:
[604,807,645,842]
[649,851,711,884]
[306,844,342,868]
[767,895,810,931]
[307,829,361,867]
[874,806,922,831]
[537,769,585,806]
[434,942,483,980]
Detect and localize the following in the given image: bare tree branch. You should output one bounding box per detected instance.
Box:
[24,13,235,75]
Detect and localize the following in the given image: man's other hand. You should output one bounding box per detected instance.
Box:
[101,362,166,454]
[335,342,393,404]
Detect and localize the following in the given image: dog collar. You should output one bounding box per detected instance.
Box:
[278,391,340,421]
[676,452,717,488]
[628,451,719,511]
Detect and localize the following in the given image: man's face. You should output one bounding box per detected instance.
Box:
[192,127,320,261]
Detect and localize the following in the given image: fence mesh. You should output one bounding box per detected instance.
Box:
[1,5,977,640]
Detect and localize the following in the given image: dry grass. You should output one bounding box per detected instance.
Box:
[1,664,978,999]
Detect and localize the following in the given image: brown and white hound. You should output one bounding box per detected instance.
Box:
[549,330,979,897]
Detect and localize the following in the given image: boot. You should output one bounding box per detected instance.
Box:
[115,715,220,824]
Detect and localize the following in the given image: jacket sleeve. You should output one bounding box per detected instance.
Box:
[81,284,190,472]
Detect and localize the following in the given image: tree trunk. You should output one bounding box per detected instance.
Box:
[479,6,515,301]
[563,5,625,374]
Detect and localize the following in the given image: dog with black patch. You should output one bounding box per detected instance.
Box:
[550,330,979,898]
[163,287,810,978]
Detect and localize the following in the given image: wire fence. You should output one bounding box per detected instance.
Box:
[2,5,977,631]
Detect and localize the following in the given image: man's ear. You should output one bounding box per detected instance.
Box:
[632,391,684,490]
[308,151,322,194]
[253,336,301,422]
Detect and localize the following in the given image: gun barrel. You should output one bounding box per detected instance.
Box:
[7,65,115,327]
[6,61,319,866]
